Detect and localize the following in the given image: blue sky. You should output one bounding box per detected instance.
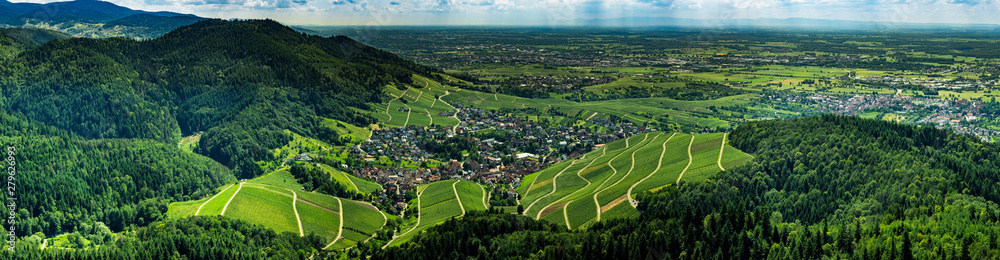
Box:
[12,0,1000,26]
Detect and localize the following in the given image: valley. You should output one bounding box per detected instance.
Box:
[4,11,1000,260]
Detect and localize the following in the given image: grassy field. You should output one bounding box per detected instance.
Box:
[177,134,201,153]
[166,168,389,251]
[386,179,487,247]
[322,118,371,143]
[247,168,303,191]
[318,164,382,194]
[516,131,753,229]
[166,183,237,219]
[225,185,300,235]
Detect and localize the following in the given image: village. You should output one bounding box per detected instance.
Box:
[348,102,652,211]
[767,92,1000,141]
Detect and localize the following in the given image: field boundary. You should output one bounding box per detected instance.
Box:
[290,190,304,237]
[322,197,345,250]
[453,181,466,217]
[717,133,727,171]
[675,136,696,185]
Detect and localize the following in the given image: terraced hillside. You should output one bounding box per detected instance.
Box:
[166,168,389,250]
[384,179,488,247]
[372,75,463,128]
[516,131,752,229]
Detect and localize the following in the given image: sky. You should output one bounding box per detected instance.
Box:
[10,0,1000,26]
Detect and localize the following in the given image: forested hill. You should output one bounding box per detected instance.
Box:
[375,115,1000,259]
[0,18,440,178]
[0,28,71,60]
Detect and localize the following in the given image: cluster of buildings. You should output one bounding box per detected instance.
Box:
[856,76,995,90]
[350,103,653,209]
[768,93,1000,141]
[474,74,620,93]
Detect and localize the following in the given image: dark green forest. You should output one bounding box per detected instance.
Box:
[0,19,438,178]
[10,217,324,259]
[0,19,441,248]
[0,110,234,239]
[372,116,1000,259]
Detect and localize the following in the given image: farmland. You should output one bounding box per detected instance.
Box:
[385,179,488,247]
[165,168,389,249]
[516,131,752,229]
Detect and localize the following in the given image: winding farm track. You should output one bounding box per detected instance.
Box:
[424,109,433,125]
[322,197,345,250]
[480,183,489,209]
[439,91,462,133]
[195,183,234,215]
[453,181,466,217]
[289,190,304,237]
[592,133,649,222]
[675,136,696,185]
[402,104,413,126]
[536,145,608,221]
[628,133,676,207]
[717,133,727,171]
[220,182,244,216]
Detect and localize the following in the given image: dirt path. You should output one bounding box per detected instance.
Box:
[220,182,244,216]
[453,181,466,217]
[338,169,360,192]
[717,133,727,171]
[384,99,394,122]
[40,238,47,250]
[563,200,574,229]
[523,158,582,216]
[195,183,234,216]
[593,133,649,222]
[402,104,413,126]
[536,145,607,221]
[479,182,489,209]
[494,94,498,101]
[585,112,598,121]
[675,136,696,185]
[628,133,675,207]
[438,91,462,133]
[424,109,433,125]
[290,190,304,237]
[322,197,345,250]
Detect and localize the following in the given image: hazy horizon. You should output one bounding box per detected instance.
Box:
[7,0,1000,27]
